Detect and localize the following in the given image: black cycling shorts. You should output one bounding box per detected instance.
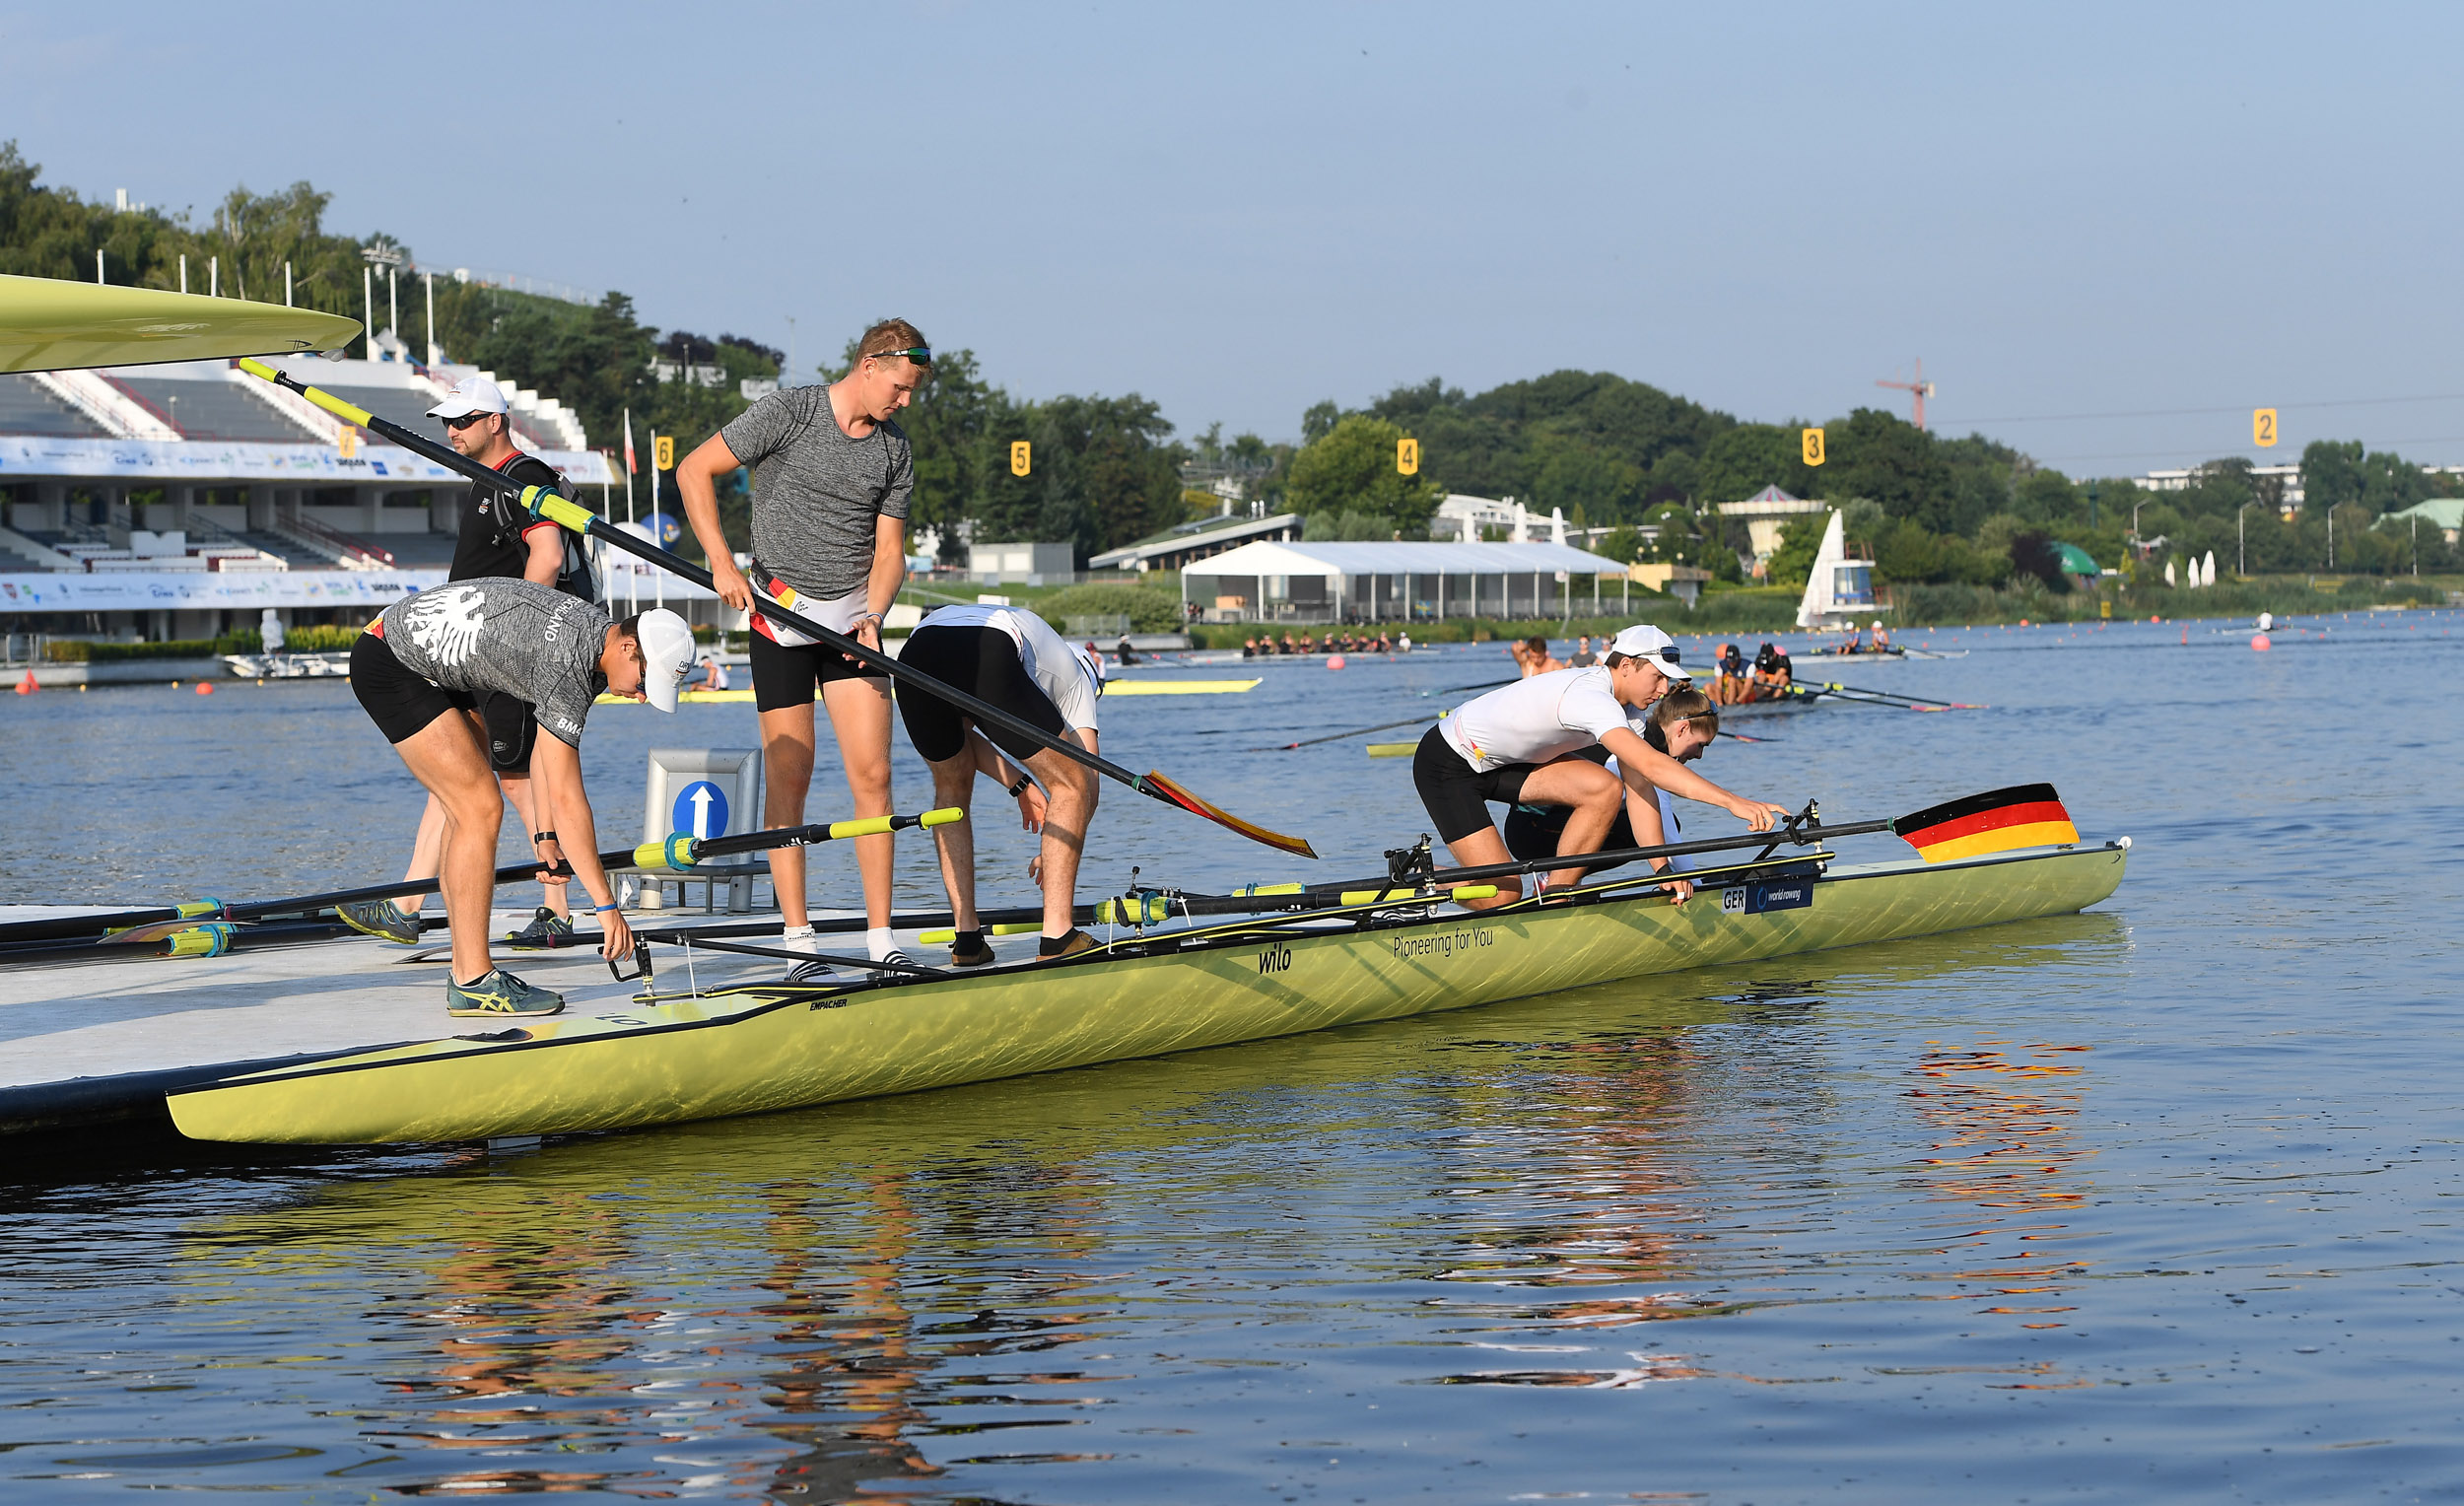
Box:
[352,631,457,746]
[1410,724,1536,845]
[894,626,1067,765]
[750,629,889,713]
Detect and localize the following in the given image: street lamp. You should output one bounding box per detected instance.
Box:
[2237,502,2250,577]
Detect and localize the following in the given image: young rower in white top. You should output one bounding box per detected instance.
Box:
[1410,624,1791,911]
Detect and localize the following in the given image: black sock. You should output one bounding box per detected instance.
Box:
[1038,931,1075,957]
[953,928,983,952]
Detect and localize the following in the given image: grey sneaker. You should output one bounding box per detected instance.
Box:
[335,898,421,945]
[505,907,575,949]
[445,967,565,1018]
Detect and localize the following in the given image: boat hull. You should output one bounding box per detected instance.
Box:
[169,844,2125,1145]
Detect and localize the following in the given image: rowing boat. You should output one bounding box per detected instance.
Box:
[166,834,2125,1145]
[1101,678,1260,696]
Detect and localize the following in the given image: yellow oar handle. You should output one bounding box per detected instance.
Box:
[1336,884,1498,905]
[919,922,1044,945]
[1094,892,1171,925]
[518,483,597,533]
[629,833,702,872]
[1232,882,1304,897]
[831,806,962,840]
[161,924,235,959]
[237,358,375,427]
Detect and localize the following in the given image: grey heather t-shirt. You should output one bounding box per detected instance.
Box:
[378,578,610,747]
[721,385,914,599]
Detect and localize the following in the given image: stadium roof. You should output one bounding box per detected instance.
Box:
[1179,539,1627,577]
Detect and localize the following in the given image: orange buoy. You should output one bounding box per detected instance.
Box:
[2251,634,2272,651]
[1327,654,1346,670]
[14,670,34,695]
[195,681,215,695]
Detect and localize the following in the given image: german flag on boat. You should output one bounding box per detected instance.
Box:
[1893,783,2078,863]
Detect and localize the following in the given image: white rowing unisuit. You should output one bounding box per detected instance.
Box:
[1442,665,1648,773]
[907,603,1101,731]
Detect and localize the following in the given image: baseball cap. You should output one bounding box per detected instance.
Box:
[1608,623,1692,679]
[635,608,697,713]
[426,376,510,419]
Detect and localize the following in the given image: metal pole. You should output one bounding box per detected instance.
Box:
[284,261,292,307]
[363,266,373,358]
[209,255,217,297]
[2238,504,2246,577]
[178,254,187,294]
[388,268,398,353]
[95,248,103,285]
[424,273,436,366]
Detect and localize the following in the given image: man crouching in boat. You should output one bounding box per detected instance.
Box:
[349,579,697,1016]
[895,603,1106,965]
[1500,687,1724,903]
[1411,624,1790,912]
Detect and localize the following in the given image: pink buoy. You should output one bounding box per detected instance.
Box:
[1327,654,1346,670]
[2251,634,2272,651]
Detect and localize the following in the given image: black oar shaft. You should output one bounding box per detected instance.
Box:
[1316,819,1895,894]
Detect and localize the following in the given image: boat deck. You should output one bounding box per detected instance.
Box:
[0,906,831,1139]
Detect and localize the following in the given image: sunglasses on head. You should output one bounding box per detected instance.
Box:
[868,346,932,366]
[443,411,496,431]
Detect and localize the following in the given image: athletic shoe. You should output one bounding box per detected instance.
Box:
[445,968,565,1018]
[869,948,917,972]
[505,907,575,949]
[335,898,421,945]
[1036,929,1097,962]
[949,934,996,969]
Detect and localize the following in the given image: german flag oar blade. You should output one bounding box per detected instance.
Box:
[1894,783,2078,863]
[1139,771,1318,858]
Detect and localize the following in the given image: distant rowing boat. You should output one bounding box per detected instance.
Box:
[221,651,351,679]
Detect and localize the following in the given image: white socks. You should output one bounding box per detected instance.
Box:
[866,926,896,961]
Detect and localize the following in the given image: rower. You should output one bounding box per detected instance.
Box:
[1871,619,1892,651]
[1117,633,1140,666]
[896,602,1107,964]
[1512,636,1567,677]
[1747,642,1784,701]
[1499,687,1723,903]
[1713,642,1747,705]
[1768,645,1796,693]
[1409,623,1790,911]
[347,579,696,1016]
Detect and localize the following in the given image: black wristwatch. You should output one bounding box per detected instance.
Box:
[532,830,558,845]
[1008,777,1031,797]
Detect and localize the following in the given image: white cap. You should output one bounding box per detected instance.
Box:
[1608,623,1691,679]
[1070,641,1107,697]
[636,608,697,713]
[426,376,510,419]
[1872,620,1883,631]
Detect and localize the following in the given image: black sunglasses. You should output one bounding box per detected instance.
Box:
[443,411,496,431]
[868,346,932,366]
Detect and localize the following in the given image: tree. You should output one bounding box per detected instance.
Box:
[1822,408,1956,530]
[1765,512,1828,588]
[1694,424,1814,505]
[1284,413,1442,533]
[2300,440,2363,514]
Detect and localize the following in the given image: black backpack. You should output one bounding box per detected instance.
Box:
[491,454,599,603]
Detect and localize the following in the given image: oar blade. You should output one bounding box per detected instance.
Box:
[1893,784,2078,862]
[1139,771,1318,858]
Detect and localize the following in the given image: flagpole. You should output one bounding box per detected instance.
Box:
[622,409,639,615]
[650,430,664,610]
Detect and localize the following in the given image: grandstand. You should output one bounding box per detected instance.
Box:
[0,355,614,642]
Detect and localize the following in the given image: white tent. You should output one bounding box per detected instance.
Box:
[1180,538,1630,624]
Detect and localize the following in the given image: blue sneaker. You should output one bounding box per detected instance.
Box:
[445,968,565,1018]
[335,898,421,945]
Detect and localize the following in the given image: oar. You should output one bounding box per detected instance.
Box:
[236,359,1315,861]
[0,809,961,951]
[1810,679,1986,711]
[1253,709,1446,752]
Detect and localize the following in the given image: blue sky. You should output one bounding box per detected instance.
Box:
[8,2,2460,474]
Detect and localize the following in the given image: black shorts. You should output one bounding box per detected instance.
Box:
[750,629,889,713]
[352,631,456,746]
[1410,724,1536,845]
[1502,802,1635,865]
[894,626,1067,764]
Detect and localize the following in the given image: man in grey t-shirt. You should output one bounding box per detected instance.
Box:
[674,317,930,970]
[349,579,698,1017]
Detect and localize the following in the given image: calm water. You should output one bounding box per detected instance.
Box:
[1,611,2459,1502]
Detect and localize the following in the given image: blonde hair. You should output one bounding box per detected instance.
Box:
[1650,686,1719,739]
[856,317,929,365]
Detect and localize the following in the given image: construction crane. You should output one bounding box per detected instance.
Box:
[1876,359,1935,431]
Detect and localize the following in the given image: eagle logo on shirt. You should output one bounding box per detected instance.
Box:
[402,583,487,667]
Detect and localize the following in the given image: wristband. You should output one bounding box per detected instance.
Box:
[1008,777,1030,797]
[532,831,558,845]
[592,903,619,913]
